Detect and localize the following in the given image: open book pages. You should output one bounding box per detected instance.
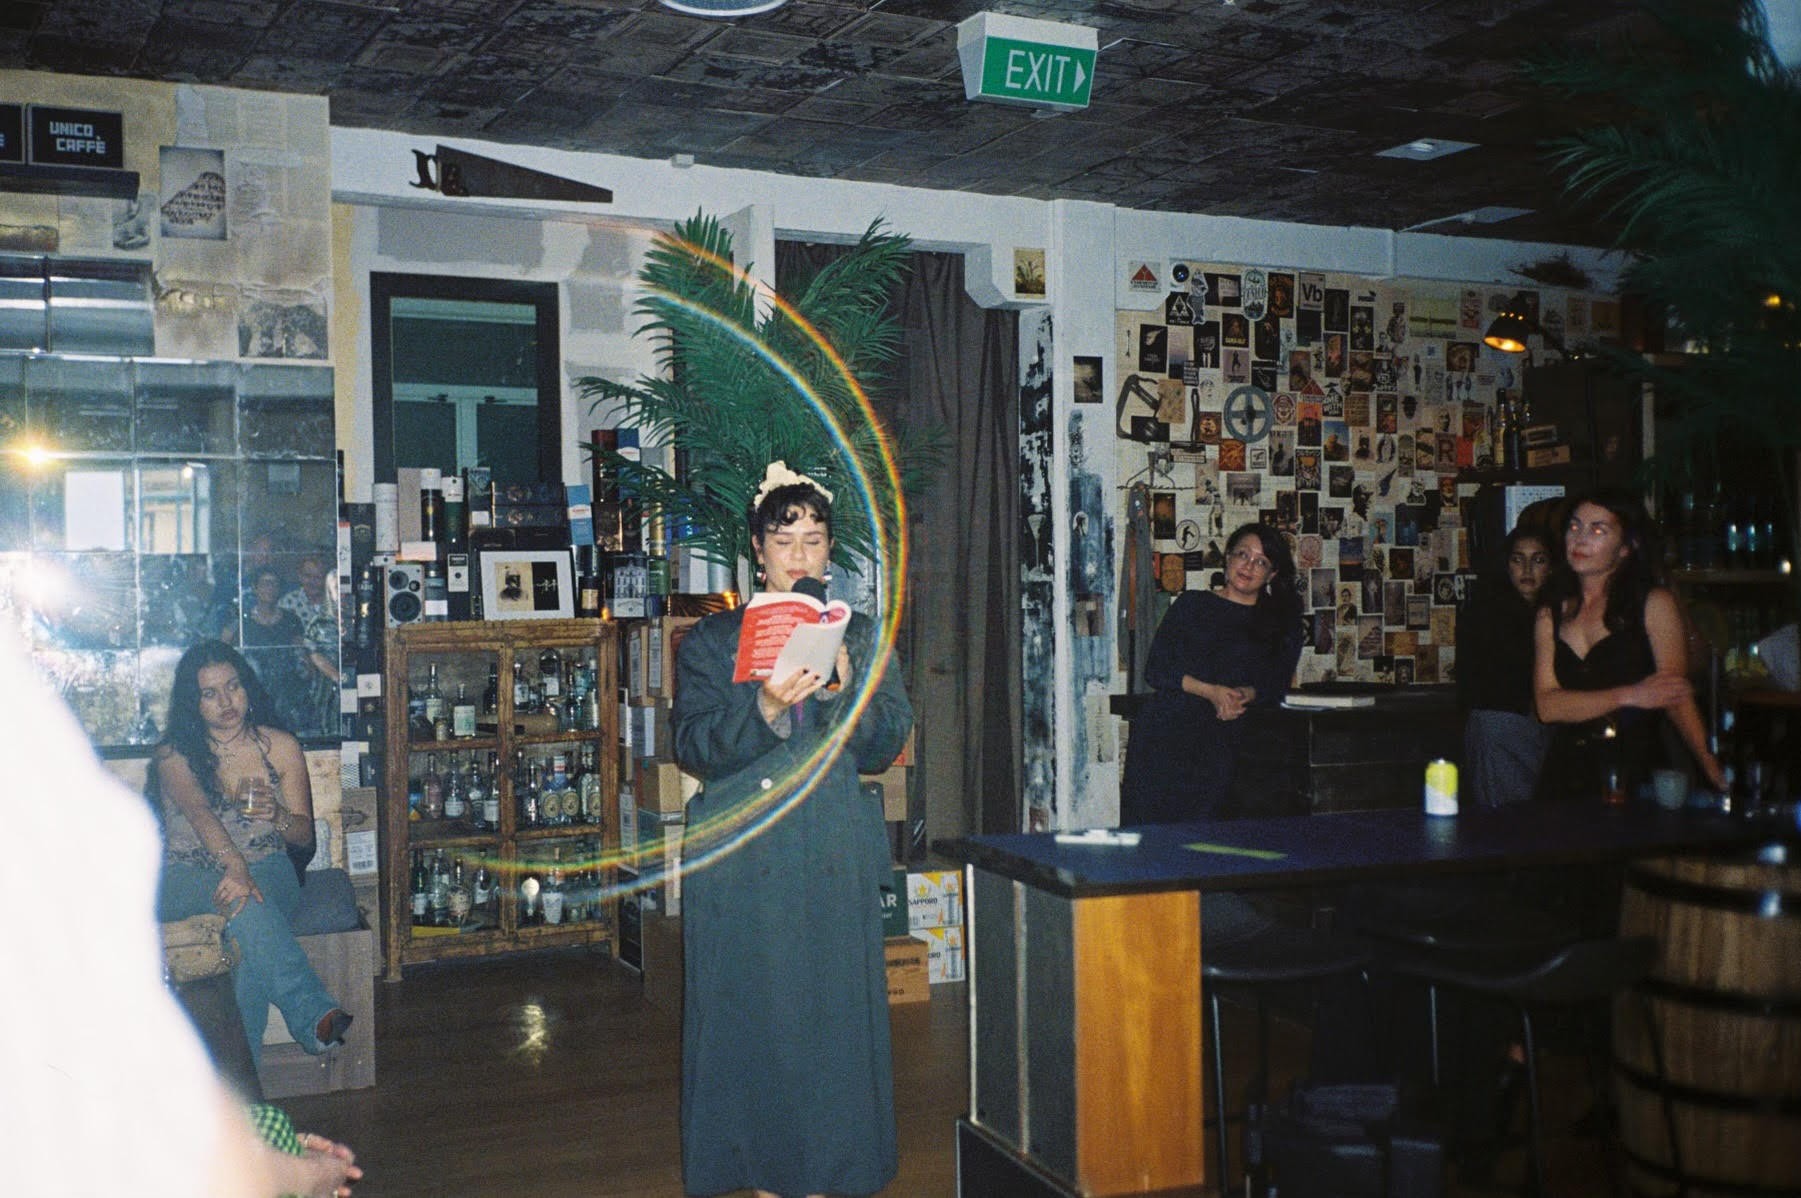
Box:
[732,589,852,684]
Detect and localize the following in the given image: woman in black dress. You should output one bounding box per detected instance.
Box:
[672,464,913,1198]
[1532,489,1724,800]
[1457,526,1554,806]
[1120,522,1304,825]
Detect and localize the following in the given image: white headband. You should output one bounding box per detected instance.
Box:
[752,460,833,508]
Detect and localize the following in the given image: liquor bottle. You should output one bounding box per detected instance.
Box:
[429,850,451,926]
[481,662,499,716]
[542,848,566,925]
[422,663,445,734]
[448,856,472,925]
[578,745,603,825]
[518,870,543,927]
[583,674,603,733]
[420,752,444,820]
[442,473,467,554]
[513,656,531,712]
[520,761,542,829]
[410,851,429,925]
[465,755,489,831]
[546,752,571,825]
[471,862,495,922]
[452,682,476,739]
[539,648,563,701]
[576,546,603,618]
[419,467,444,546]
[482,752,502,829]
[442,753,467,821]
[1725,499,1746,569]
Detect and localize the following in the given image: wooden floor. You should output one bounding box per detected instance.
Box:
[282,945,1615,1197]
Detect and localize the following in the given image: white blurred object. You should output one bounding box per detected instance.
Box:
[1756,623,1800,691]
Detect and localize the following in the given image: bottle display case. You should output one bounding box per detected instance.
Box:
[381,618,619,979]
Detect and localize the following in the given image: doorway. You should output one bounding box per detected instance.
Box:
[369,274,561,483]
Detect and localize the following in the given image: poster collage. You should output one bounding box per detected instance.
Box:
[1111,262,1615,687]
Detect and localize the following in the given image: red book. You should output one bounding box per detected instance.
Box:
[732,589,852,684]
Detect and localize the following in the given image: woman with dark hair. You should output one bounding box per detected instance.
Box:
[1120,522,1305,825]
[672,463,913,1198]
[152,640,350,1069]
[1457,525,1555,806]
[1533,489,1724,800]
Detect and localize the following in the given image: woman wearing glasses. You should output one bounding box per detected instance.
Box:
[1120,522,1305,826]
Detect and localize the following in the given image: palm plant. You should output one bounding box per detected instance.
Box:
[576,214,933,581]
[1527,0,1801,559]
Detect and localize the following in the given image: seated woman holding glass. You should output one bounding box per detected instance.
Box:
[152,640,350,1069]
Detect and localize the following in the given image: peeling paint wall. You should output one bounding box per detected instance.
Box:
[1018,308,1056,832]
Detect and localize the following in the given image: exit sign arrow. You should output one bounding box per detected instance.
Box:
[959,13,1099,112]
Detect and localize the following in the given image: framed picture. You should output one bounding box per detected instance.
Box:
[479,550,573,620]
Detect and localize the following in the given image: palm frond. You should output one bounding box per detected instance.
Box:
[575,214,937,578]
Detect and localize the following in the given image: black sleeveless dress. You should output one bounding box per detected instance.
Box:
[1535,624,1662,801]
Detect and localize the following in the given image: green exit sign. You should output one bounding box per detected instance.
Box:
[959,13,1099,111]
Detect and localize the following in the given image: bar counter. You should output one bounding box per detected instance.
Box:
[938,805,1788,1196]
[1113,685,1463,816]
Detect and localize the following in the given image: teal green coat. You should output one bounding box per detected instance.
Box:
[672,607,912,1198]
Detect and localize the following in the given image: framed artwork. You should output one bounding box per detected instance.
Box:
[479,549,573,620]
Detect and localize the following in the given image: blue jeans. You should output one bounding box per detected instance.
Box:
[158,854,337,1070]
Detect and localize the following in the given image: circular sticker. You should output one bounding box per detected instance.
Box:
[1176,519,1202,551]
[1222,384,1275,444]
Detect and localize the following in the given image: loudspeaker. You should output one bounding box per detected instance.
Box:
[385,561,425,627]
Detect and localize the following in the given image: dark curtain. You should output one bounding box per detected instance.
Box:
[776,244,1021,845]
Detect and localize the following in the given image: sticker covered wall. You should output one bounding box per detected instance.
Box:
[1115,267,1612,686]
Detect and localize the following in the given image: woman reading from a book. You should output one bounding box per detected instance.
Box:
[671,462,913,1198]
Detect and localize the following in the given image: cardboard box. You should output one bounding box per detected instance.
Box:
[907,869,964,931]
[884,935,929,1005]
[1525,443,1572,468]
[863,764,909,822]
[627,699,668,760]
[640,758,697,814]
[625,621,667,699]
[880,866,909,938]
[891,728,917,768]
[917,924,966,984]
[638,808,683,916]
[664,616,702,698]
[642,912,683,1015]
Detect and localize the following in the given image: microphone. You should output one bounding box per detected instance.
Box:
[790,576,840,690]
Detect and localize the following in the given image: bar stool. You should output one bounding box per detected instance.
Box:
[1203,924,1374,1194]
[1387,935,1680,1198]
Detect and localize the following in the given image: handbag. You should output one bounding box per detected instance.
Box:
[161,913,238,984]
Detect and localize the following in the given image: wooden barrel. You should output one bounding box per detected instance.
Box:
[1614,845,1801,1198]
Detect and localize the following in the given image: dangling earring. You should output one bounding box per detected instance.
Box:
[755,566,766,586]
[822,569,833,583]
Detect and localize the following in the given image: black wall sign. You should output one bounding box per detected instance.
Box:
[0,105,22,164]
[28,105,124,170]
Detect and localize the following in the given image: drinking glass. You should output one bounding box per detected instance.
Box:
[235,776,277,821]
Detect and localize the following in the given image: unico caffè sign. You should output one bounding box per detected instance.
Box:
[0,104,125,169]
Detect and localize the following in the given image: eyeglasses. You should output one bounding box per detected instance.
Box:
[1227,548,1274,573]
